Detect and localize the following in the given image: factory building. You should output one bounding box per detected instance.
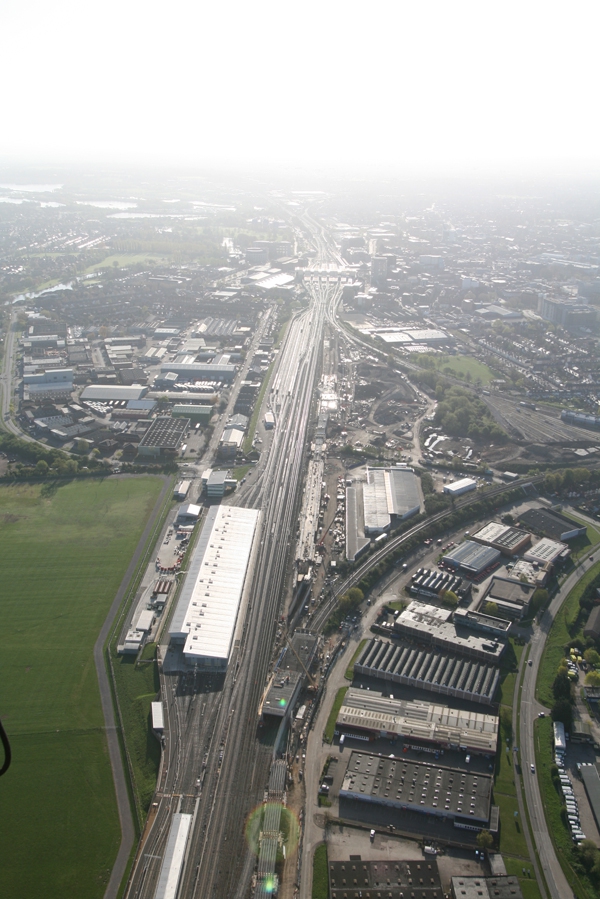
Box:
[336,689,499,755]
[80,384,148,402]
[172,404,212,423]
[480,576,535,620]
[159,361,237,382]
[361,466,422,535]
[470,522,531,556]
[451,877,524,899]
[519,507,586,543]
[524,538,570,567]
[355,640,500,706]
[345,486,371,562]
[137,416,189,457]
[169,505,260,670]
[443,478,477,498]
[340,752,494,830]
[441,541,501,578]
[394,602,506,663]
[329,860,443,899]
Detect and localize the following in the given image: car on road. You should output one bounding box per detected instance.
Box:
[538,712,545,718]
[528,659,533,666]
[530,764,535,773]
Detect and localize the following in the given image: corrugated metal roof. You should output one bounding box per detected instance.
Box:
[154,813,193,899]
[170,506,260,666]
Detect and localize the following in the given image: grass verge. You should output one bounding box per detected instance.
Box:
[324,687,348,743]
[536,561,600,707]
[0,476,164,899]
[345,639,367,680]
[243,360,275,454]
[312,844,329,899]
[534,717,596,899]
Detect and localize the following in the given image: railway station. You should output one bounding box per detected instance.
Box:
[169,505,260,670]
[354,640,500,706]
[336,688,499,755]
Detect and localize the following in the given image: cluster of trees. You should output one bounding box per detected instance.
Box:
[324,588,364,635]
[573,839,600,886]
[434,385,508,443]
[543,468,600,494]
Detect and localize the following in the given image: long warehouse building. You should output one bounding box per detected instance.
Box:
[169,505,260,670]
[355,640,500,706]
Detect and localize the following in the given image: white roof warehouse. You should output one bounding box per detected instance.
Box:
[169,505,260,670]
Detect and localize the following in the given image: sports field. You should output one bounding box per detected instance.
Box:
[0,476,164,899]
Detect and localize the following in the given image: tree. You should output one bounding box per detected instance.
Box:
[551,699,573,730]
[476,830,494,851]
[531,588,549,614]
[584,649,600,667]
[552,671,572,701]
[585,671,600,687]
[347,588,364,605]
[483,601,499,616]
[440,589,459,608]
[35,460,49,476]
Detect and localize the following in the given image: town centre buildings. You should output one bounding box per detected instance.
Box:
[169,505,260,670]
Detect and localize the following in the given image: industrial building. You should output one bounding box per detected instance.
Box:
[524,537,570,567]
[174,480,191,500]
[470,522,531,556]
[442,541,501,578]
[345,486,370,562]
[201,468,237,497]
[169,505,260,670]
[480,576,535,620]
[340,752,494,829]
[394,602,506,663]
[451,877,523,899]
[355,640,500,706]
[453,608,512,638]
[159,361,237,382]
[151,702,164,733]
[172,403,212,423]
[336,689,499,755]
[584,607,600,640]
[329,859,443,899]
[138,416,189,457]
[443,477,477,497]
[409,567,470,603]
[362,466,422,534]
[519,507,586,542]
[579,764,600,834]
[80,384,148,402]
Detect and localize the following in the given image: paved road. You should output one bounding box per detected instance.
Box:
[519,548,598,899]
[94,475,172,899]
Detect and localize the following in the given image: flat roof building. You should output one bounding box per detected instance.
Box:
[329,859,443,899]
[524,538,570,566]
[80,384,148,402]
[451,877,523,899]
[355,640,500,706]
[481,576,535,620]
[443,478,477,497]
[154,813,193,899]
[172,403,212,423]
[362,466,422,535]
[160,361,237,381]
[519,507,586,542]
[169,505,260,670]
[394,602,505,663]
[337,689,499,754]
[341,751,493,828]
[442,541,501,578]
[471,522,531,556]
[138,416,189,457]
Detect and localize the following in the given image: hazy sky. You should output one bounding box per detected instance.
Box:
[1,0,598,174]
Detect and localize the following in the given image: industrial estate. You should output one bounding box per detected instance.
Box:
[3,170,600,899]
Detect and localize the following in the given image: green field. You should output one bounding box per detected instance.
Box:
[84,253,166,273]
[0,477,164,899]
[416,353,498,384]
[312,844,329,899]
[323,687,348,743]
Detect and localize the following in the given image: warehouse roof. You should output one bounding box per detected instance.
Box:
[395,602,505,662]
[139,416,189,450]
[355,639,500,705]
[485,576,534,607]
[338,689,499,754]
[341,751,492,824]
[329,860,443,899]
[80,384,148,401]
[442,541,501,575]
[471,522,531,553]
[524,538,569,565]
[519,507,586,542]
[169,505,260,665]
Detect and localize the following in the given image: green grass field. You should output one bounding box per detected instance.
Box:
[84,253,166,273]
[0,477,164,899]
[312,844,329,899]
[344,639,367,680]
[416,353,498,384]
[323,687,348,743]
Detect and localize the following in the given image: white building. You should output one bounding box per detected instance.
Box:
[169,505,260,670]
[443,477,477,497]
